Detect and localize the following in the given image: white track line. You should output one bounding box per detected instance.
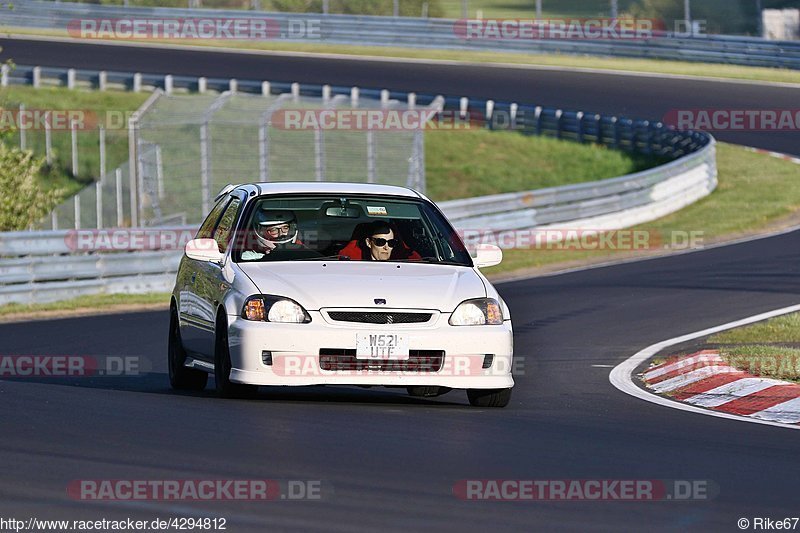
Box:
[609,303,800,431]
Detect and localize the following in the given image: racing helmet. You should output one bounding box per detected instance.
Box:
[252,208,298,247]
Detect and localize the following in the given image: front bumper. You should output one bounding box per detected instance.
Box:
[227,310,514,389]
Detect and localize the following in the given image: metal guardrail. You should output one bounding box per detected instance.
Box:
[0,62,716,305]
[2,0,800,69]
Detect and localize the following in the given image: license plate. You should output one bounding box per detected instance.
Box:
[356,333,410,360]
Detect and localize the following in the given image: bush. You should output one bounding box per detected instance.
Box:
[0,144,63,231]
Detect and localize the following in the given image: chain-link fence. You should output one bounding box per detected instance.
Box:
[41,86,430,228]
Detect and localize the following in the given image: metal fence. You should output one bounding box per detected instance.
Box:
[2,0,800,69]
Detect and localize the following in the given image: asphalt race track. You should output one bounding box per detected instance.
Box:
[1,38,800,531]
[1,37,799,156]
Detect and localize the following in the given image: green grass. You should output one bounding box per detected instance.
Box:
[721,345,800,383]
[709,313,800,344]
[6,27,800,86]
[0,291,169,318]
[483,142,800,275]
[425,128,661,201]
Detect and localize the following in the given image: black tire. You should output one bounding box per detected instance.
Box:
[467,387,512,408]
[214,314,259,399]
[168,307,208,391]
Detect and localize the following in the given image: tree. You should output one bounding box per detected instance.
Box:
[0,144,63,231]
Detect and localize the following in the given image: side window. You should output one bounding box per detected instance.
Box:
[213,198,241,253]
[196,197,230,240]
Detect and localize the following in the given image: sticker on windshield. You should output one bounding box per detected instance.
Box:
[367,206,388,216]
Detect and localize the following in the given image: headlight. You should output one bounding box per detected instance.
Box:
[449,298,503,326]
[242,295,311,323]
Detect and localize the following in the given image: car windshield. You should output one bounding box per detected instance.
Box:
[231,194,472,266]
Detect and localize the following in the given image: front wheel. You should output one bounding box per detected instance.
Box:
[467,387,512,408]
[214,315,258,399]
[168,308,208,391]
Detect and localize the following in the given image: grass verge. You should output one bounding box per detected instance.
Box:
[5,28,800,86]
[697,312,800,382]
[709,313,800,344]
[0,292,170,321]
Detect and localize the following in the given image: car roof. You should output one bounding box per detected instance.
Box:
[234,182,423,199]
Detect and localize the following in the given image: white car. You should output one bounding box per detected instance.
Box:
[169,182,514,407]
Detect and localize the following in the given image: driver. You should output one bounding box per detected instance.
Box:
[241,208,301,261]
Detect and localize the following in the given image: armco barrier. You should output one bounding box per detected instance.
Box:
[2,0,799,69]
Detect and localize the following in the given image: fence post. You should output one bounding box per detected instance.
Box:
[366,129,375,183]
[350,87,359,107]
[128,118,139,227]
[380,89,389,106]
[71,119,79,177]
[322,84,331,104]
[18,104,26,151]
[98,70,107,91]
[485,99,494,130]
[407,92,416,109]
[197,76,207,94]
[459,97,468,118]
[32,66,41,88]
[45,111,53,164]
[261,81,270,96]
[595,114,603,144]
[133,73,142,93]
[291,82,300,101]
[200,122,211,213]
[229,78,238,93]
[155,144,164,199]
[314,128,325,181]
[99,125,106,179]
[576,111,584,143]
[534,107,544,136]
[74,195,81,230]
[51,211,58,231]
[115,168,124,227]
[164,75,173,95]
[612,117,621,150]
[510,103,518,130]
[67,68,76,89]
[555,109,563,139]
[1,64,8,87]
[96,180,103,228]
[258,121,268,182]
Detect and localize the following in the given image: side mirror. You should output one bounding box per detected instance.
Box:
[185,238,224,264]
[473,244,503,268]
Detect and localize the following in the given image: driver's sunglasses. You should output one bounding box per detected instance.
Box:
[370,237,399,248]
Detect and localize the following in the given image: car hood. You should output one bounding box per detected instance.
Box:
[237,261,486,312]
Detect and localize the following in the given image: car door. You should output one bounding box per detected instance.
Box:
[180,195,230,356]
[191,194,243,361]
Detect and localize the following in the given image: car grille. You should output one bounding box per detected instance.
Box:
[327,311,432,324]
[319,349,444,372]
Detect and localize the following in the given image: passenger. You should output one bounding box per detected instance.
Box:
[364,221,397,261]
[361,220,422,261]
